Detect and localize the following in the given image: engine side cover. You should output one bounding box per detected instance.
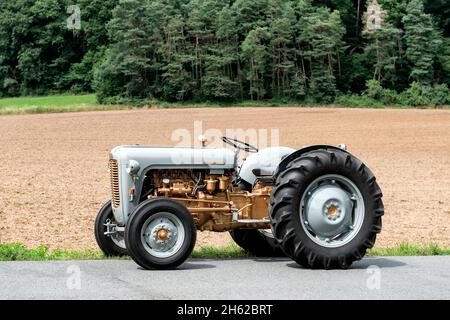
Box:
[239,147,295,185]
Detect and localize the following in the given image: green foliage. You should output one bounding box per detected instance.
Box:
[0,0,118,97]
[0,0,449,105]
[364,26,402,85]
[401,82,450,106]
[346,79,450,107]
[95,0,348,103]
[403,0,440,85]
[334,93,385,108]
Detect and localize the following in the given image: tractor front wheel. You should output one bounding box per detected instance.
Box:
[94,200,128,256]
[125,199,196,270]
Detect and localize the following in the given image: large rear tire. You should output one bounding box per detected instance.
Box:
[229,229,285,257]
[270,149,384,269]
[125,198,196,270]
[94,201,127,256]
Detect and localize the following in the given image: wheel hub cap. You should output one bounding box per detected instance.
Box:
[145,221,178,252]
[141,212,185,258]
[300,174,365,248]
[305,185,353,238]
[156,228,169,241]
[326,204,339,218]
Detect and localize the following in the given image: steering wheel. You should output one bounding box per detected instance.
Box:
[222,136,258,153]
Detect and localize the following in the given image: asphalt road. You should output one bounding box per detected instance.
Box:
[0,256,449,300]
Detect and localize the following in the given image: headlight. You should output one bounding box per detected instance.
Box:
[126,160,140,175]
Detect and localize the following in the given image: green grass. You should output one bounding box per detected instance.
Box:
[0,242,448,261]
[367,242,450,256]
[1,94,448,115]
[191,244,248,259]
[0,243,247,261]
[0,94,127,115]
[0,243,105,261]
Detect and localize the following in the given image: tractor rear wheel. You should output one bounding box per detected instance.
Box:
[125,198,196,270]
[270,149,384,269]
[229,229,285,257]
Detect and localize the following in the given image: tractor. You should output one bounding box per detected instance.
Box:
[95,137,384,269]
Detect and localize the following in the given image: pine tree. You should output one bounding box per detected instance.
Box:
[197,4,239,101]
[104,0,154,98]
[365,26,402,84]
[241,27,270,100]
[300,7,345,102]
[403,0,440,85]
[363,1,402,85]
[161,15,192,101]
[267,0,296,97]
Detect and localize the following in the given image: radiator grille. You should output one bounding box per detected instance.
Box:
[109,159,120,208]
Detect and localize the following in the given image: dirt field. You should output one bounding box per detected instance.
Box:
[0,107,449,250]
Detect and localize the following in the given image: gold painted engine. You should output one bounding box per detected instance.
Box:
[145,169,272,232]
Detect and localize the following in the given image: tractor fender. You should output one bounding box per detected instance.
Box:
[239,146,295,186]
[274,145,350,178]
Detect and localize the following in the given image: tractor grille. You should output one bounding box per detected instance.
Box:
[109,159,120,208]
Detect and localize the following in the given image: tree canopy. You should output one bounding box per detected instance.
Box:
[0,0,449,105]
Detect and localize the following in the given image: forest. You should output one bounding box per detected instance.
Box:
[0,0,449,106]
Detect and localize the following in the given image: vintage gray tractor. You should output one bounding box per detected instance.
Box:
[95,137,384,270]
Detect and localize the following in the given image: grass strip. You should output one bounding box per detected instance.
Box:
[0,242,448,261]
[1,94,449,115]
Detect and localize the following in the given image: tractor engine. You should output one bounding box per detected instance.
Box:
[145,169,272,231]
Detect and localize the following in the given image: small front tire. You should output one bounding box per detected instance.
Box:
[94,200,128,256]
[125,199,197,270]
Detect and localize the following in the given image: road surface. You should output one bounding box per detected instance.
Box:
[0,256,449,300]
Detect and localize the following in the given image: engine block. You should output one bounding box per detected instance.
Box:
[145,169,272,231]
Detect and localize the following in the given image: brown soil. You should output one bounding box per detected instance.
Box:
[0,107,449,250]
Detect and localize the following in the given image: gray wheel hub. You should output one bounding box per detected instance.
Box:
[141,212,185,258]
[145,222,178,252]
[300,174,365,248]
[305,185,353,238]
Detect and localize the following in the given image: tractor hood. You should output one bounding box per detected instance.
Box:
[110,145,236,170]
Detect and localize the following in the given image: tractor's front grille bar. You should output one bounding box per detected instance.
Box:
[109,159,120,208]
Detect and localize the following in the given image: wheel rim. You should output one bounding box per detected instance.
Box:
[299,174,365,248]
[141,212,185,258]
[105,218,126,249]
[111,233,126,249]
